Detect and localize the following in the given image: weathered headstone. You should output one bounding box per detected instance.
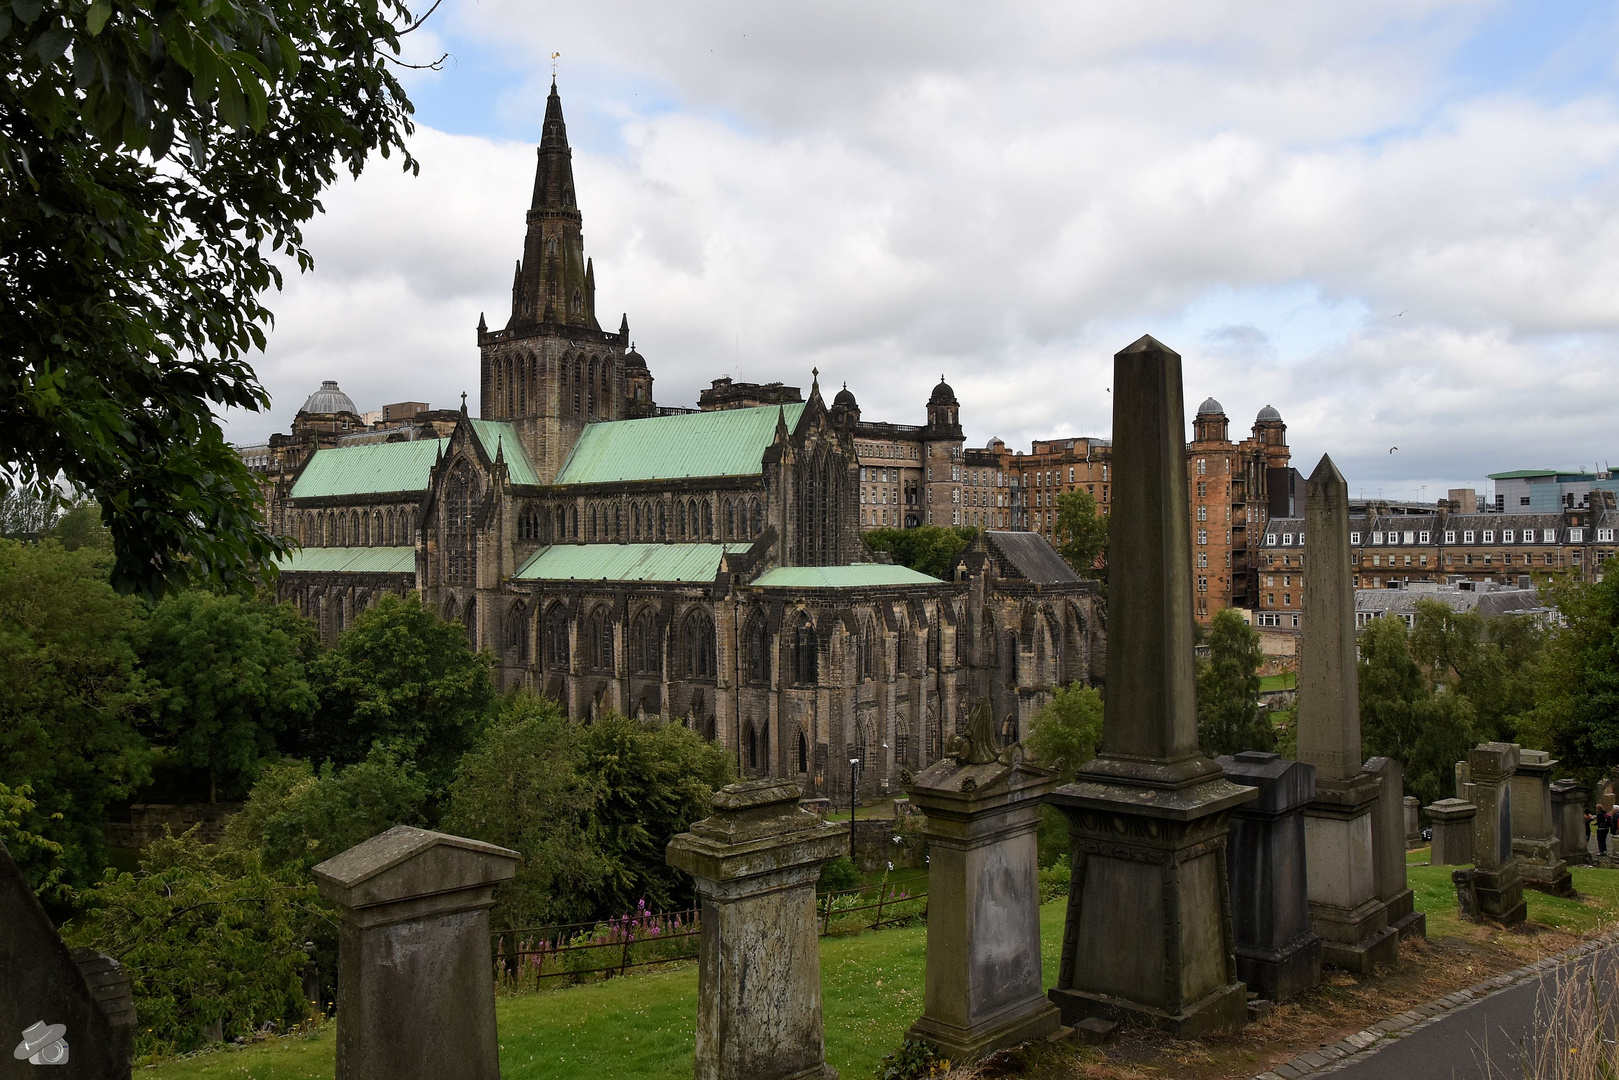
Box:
[1454,743,1526,926]
[1365,758,1425,940]
[1404,797,1421,847]
[1217,751,1322,1002]
[1297,455,1397,972]
[1511,750,1573,896]
[0,839,134,1079]
[904,702,1061,1061]
[1046,336,1256,1038]
[1551,779,1591,867]
[312,826,519,1080]
[1456,761,1472,800]
[1427,799,1477,865]
[667,779,844,1080]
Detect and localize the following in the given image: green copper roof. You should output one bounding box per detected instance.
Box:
[751,565,943,588]
[468,419,540,486]
[1486,470,1560,480]
[275,546,417,574]
[290,439,447,499]
[553,404,806,486]
[514,543,754,583]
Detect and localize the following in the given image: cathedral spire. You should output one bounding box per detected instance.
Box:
[508,78,597,331]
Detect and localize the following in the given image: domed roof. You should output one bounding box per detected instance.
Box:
[1256,404,1283,423]
[833,383,857,409]
[929,376,958,407]
[299,380,357,415]
[1196,396,1225,416]
[624,343,647,370]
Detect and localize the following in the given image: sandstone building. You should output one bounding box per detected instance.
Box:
[245,81,1103,803]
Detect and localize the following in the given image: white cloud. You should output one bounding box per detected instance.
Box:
[230,0,1619,501]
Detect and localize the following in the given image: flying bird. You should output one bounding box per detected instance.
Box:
[1391,310,1407,318]
[1389,446,1398,454]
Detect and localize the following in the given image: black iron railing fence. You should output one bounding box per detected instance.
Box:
[491,875,929,988]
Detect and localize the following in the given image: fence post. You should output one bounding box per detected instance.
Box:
[620,928,632,977]
[874,884,886,929]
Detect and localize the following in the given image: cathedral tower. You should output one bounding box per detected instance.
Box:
[476,79,640,481]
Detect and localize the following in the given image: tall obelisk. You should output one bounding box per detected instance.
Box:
[1297,455,1397,971]
[1046,335,1255,1038]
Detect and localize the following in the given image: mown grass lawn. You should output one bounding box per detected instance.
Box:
[140,904,1067,1080]
[139,864,1619,1080]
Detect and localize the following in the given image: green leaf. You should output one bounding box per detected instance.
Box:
[31,25,71,62]
[86,0,110,35]
[11,0,43,26]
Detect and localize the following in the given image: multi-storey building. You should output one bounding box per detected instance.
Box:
[245,80,1103,803]
[1490,469,1619,514]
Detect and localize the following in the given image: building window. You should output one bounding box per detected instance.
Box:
[1283,533,1294,546]
[1483,530,1494,543]
[683,610,717,679]
[1197,552,1208,568]
[1372,531,1384,545]
[1419,531,1430,543]
[1464,531,1476,543]
[1545,553,1555,565]
[1265,533,1277,545]
[1571,528,1585,542]
[544,605,569,671]
[1197,506,1207,521]
[1350,532,1361,545]
[1544,529,1557,543]
[1599,528,1615,542]
[1502,529,1514,543]
[1258,613,1280,627]
[629,610,662,675]
[1444,530,1456,544]
[1197,458,1207,475]
[791,616,818,684]
[1197,529,1208,545]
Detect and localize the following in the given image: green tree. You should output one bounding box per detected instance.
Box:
[66,832,319,1058]
[1053,488,1107,578]
[1358,614,1476,807]
[141,593,317,801]
[1025,682,1104,783]
[0,538,154,896]
[443,694,616,928]
[0,781,70,907]
[1526,573,1619,775]
[1196,608,1272,756]
[862,525,977,579]
[578,713,734,914]
[221,747,427,873]
[306,593,494,794]
[3,0,425,597]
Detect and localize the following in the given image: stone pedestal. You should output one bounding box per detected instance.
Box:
[1366,758,1425,940]
[1217,752,1321,1002]
[1427,799,1477,865]
[1047,336,1255,1040]
[1296,455,1396,974]
[667,779,845,1080]
[312,826,519,1080]
[1456,744,1526,926]
[1551,780,1591,867]
[1511,751,1572,895]
[904,719,1062,1061]
[1404,797,1421,847]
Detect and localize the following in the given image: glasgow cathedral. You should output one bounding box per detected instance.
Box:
[245,81,1104,802]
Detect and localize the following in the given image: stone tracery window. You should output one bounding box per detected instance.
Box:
[630,610,662,674]
[586,606,613,671]
[543,605,570,671]
[746,614,770,684]
[445,461,477,586]
[683,609,716,679]
[790,614,818,684]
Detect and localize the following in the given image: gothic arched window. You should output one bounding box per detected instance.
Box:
[746,615,770,684]
[507,602,531,664]
[791,615,818,685]
[702,501,714,539]
[676,501,687,539]
[587,360,596,416]
[750,497,763,536]
[573,360,583,415]
[683,609,716,679]
[658,503,667,541]
[544,605,569,671]
[632,503,641,540]
[586,607,613,671]
[726,500,736,539]
[445,461,477,586]
[630,610,662,675]
[797,729,809,774]
[746,722,758,770]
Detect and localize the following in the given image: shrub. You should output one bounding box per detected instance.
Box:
[874,1038,951,1080]
[818,856,861,893]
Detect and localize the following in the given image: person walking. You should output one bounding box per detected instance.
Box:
[1599,806,1612,858]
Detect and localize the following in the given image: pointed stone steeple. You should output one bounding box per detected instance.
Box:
[507,78,598,332]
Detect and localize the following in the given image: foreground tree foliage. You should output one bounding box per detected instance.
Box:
[862,525,977,579]
[66,832,319,1059]
[141,592,318,801]
[0,538,154,896]
[2,0,424,597]
[1025,680,1104,867]
[1527,572,1619,776]
[1358,614,1478,807]
[1196,608,1273,757]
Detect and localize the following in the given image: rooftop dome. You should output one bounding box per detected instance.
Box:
[929,376,958,407]
[1196,396,1225,416]
[1256,404,1283,423]
[299,380,357,416]
[833,383,857,409]
[624,343,647,370]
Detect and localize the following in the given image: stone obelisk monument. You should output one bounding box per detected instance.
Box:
[1046,335,1256,1038]
[1297,456,1398,972]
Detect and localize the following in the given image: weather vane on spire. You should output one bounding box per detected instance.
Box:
[550,52,561,78]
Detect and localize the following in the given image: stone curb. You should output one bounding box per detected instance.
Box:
[1250,927,1619,1079]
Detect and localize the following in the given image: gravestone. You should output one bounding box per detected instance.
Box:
[0,839,134,1079]
[312,826,519,1080]
[1511,750,1573,896]
[903,702,1061,1061]
[1404,797,1421,847]
[667,779,845,1080]
[1551,779,1591,867]
[1297,455,1397,973]
[1364,758,1425,940]
[1046,336,1255,1038]
[1426,799,1477,865]
[1456,761,1472,800]
[1217,751,1321,1002]
[1455,744,1526,926]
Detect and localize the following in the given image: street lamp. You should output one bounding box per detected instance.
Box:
[848,756,861,860]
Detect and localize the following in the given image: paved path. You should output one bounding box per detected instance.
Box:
[1321,941,1619,1078]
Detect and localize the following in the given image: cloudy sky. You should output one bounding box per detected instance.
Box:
[226,0,1619,504]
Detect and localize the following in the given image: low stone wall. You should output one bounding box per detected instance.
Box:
[104,803,242,848]
[849,818,926,873]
